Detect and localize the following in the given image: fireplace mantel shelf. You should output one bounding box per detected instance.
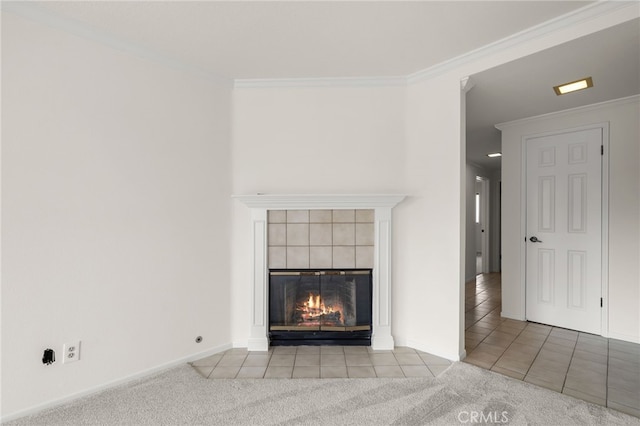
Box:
[235,193,406,351]
[233,194,406,209]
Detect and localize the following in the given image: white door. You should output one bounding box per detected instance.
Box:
[525,127,602,334]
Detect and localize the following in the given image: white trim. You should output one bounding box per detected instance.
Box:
[402,339,461,362]
[0,343,232,423]
[496,95,640,130]
[600,122,610,338]
[407,1,634,85]
[608,331,640,345]
[520,123,609,336]
[234,194,406,351]
[232,194,406,209]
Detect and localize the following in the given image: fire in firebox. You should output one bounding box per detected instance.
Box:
[296,293,344,326]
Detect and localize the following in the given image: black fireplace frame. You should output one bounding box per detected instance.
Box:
[268,269,373,346]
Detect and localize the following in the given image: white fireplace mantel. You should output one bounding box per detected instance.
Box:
[234,194,406,351]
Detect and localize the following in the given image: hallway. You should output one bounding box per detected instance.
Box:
[464,273,640,418]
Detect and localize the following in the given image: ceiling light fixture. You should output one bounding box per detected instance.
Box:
[553,77,593,95]
[487,153,502,158]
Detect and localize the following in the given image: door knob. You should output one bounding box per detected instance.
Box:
[529,236,543,243]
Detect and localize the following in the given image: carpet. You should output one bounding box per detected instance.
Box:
[7,362,639,425]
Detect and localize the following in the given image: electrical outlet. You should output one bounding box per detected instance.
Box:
[63,341,81,364]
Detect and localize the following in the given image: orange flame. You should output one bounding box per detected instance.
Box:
[298,293,343,325]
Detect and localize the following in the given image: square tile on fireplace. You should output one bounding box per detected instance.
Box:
[333,209,355,223]
[321,346,345,354]
[236,366,267,379]
[192,347,456,380]
[370,353,399,366]
[401,365,434,378]
[309,223,332,246]
[321,366,348,378]
[269,354,296,366]
[193,366,214,378]
[295,354,321,366]
[321,354,347,366]
[293,366,320,378]
[333,246,355,269]
[348,366,376,378]
[287,247,309,268]
[268,224,286,246]
[287,210,309,223]
[374,366,405,378]
[287,224,309,246]
[310,246,332,268]
[268,210,286,223]
[346,354,373,366]
[264,366,293,378]
[355,223,374,245]
[333,223,355,245]
[310,209,332,223]
[268,247,286,269]
[243,354,272,367]
[356,209,375,223]
[356,246,374,269]
[209,366,241,379]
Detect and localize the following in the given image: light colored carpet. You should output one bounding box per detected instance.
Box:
[7,362,639,425]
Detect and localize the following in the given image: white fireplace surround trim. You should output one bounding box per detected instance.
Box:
[234,194,406,351]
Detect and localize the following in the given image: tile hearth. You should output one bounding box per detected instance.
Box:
[191,346,452,379]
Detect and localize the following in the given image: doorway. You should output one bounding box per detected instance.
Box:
[475,176,490,275]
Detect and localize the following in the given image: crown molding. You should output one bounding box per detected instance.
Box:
[407,1,637,84]
[495,94,640,130]
[1,2,232,85]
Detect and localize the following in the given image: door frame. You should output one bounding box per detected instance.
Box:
[519,122,610,337]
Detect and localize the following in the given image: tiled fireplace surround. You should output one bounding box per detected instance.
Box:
[235,194,405,352]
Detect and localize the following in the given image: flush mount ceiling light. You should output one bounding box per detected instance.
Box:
[553,77,593,95]
[487,152,502,158]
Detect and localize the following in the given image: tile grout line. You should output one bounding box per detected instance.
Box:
[558,331,579,394]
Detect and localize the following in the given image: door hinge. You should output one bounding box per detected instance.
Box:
[600,297,603,307]
[601,145,604,155]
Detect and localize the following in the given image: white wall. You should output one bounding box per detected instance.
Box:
[1,13,233,418]
[499,97,640,343]
[400,74,466,358]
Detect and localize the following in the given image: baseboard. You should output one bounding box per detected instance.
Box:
[1,342,232,423]
[607,331,640,344]
[500,311,525,321]
[403,339,460,361]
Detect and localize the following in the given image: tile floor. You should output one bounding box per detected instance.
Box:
[191,345,452,380]
[464,273,640,418]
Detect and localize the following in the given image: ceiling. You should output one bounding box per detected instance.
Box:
[467,17,640,172]
[6,1,639,174]
[23,1,592,79]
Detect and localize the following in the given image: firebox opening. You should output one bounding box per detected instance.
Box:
[269,269,372,346]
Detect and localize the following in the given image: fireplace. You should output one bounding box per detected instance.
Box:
[269,270,372,345]
[233,194,405,351]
